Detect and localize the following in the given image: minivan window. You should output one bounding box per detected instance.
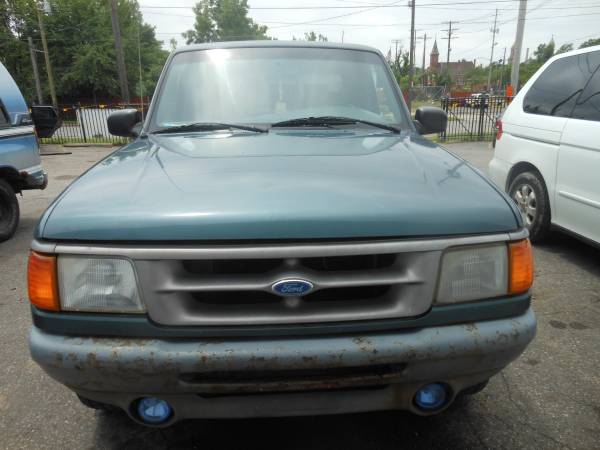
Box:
[151,47,406,130]
[523,52,600,117]
[571,57,600,122]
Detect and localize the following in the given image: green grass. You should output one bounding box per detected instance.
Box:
[40,136,128,145]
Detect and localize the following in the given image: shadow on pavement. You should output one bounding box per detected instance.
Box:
[535,230,600,277]
[92,398,481,449]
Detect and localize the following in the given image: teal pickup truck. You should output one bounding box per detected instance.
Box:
[28,42,536,427]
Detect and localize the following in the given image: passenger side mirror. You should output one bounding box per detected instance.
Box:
[414,106,448,135]
[107,109,142,137]
[31,105,61,138]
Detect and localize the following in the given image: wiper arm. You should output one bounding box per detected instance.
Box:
[152,122,267,134]
[271,116,400,133]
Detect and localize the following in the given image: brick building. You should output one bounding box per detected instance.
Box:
[429,39,474,86]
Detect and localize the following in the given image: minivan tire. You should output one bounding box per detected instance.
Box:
[0,179,19,242]
[508,171,550,242]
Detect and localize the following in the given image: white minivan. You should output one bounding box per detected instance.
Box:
[490,45,600,245]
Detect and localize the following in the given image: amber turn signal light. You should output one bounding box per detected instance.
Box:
[28,251,60,311]
[508,239,534,294]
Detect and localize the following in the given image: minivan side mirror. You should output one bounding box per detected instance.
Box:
[31,105,61,138]
[107,109,142,137]
[414,106,448,135]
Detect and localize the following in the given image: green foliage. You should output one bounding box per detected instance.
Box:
[303,31,327,42]
[435,70,452,88]
[533,39,555,63]
[555,43,573,54]
[390,48,409,84]
[579,38,600,49]
[183,0,269,44]
[0,0,38,101]
[518,60,543,86]
[0,0,168,103]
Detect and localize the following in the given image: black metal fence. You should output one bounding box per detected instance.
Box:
[439,96,513,142]
[40,97,511,145]
[40,103,146,145]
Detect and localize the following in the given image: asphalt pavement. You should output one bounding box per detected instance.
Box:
[0,142,598,449]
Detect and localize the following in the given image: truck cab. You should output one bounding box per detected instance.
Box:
[0,62,59,241]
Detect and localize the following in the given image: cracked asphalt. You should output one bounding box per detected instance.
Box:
[0,142,599,449]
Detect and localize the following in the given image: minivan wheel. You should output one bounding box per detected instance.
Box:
[0,179,19,242]
[508,171,550,242]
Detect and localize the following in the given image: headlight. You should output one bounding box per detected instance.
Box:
[58,256,145,313]
[436,244,508,304]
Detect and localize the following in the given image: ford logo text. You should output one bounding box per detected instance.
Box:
[271,279,314,297]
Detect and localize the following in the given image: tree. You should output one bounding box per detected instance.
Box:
[183,0,269,44]
[0,0,38,101]
[533,39,555,63]
[555,43,573,54]
[1,0,168,103]
[579,38,600,49]
[435,70,452,88]
[304,31,327,42]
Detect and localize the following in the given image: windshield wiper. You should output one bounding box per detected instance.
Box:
[271,116,400,133]
[151,122,267,134]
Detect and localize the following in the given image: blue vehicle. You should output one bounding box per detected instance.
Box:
[27,42,536,426]
[0,62,59,241]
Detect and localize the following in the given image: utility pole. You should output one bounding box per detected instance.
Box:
[408,0,416,111]
[28,37,43,104]
[341,30,344,43]
[500,46,507,88]
[35,3,57,109]
[109,0,130,103]
[487,9,499,92]
[510,0,527,92]
[421,33,427,86]
[137,22,144,119]
[442,21,455,64]
[392,38,402,71]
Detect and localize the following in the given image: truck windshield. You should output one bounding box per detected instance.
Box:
[151,47,406,131]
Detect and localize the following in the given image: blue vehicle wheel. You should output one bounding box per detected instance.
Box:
[0,179,19,242]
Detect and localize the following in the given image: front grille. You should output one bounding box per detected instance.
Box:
[134,243,441,326]
[179,363,407,395]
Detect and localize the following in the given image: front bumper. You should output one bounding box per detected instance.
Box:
[29,308,536,423]
[20,167,48,190]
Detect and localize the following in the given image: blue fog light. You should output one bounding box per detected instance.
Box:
[137,397,172,424]
[414,383,448,410]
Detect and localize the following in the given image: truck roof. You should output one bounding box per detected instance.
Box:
[172,40,383,56]
[0,61,29,124]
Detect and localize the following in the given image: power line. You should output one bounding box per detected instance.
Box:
[139,1,528,10]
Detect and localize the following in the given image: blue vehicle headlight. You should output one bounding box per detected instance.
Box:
[414,383,448,410]
[137,397,172,424]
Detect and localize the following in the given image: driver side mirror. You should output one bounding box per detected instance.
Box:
[31,105,61,138]
[107,109,142,137]
[413,106,448,135]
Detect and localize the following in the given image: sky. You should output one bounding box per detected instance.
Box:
[139,0,600,68]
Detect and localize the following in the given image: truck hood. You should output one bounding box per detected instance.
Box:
[39,130,520,241]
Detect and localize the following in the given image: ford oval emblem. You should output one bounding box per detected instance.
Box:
[271,279,314,297]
